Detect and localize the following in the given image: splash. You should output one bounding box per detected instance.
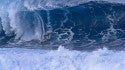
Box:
[0,46,125,70]
[0,1,125,50]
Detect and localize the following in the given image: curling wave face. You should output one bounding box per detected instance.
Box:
[0,1,125,50]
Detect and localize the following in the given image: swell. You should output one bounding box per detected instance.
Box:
[0,1,125,50]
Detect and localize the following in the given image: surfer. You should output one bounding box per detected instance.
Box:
[42,32,51,43]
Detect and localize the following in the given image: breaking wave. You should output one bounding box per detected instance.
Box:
[0,0,125,50]
[1,0,125,70]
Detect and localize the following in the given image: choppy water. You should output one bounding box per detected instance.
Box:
[0,0,125,70]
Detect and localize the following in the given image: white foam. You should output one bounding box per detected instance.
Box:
[0,46,125,70]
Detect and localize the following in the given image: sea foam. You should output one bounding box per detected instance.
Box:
[0,46,125,70]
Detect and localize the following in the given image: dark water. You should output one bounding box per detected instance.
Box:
[1,1,125,50]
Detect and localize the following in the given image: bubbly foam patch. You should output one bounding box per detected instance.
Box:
[0,46,125,70]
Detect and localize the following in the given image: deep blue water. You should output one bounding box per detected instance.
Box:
[1,1,125,50]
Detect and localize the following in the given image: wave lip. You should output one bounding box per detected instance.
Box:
[0,0,125,11]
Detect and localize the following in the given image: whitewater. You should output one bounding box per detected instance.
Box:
[1,0,125,70]
[0,46,124,70]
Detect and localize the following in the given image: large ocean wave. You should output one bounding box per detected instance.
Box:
[0,1,125,50]
[1,1,125,70]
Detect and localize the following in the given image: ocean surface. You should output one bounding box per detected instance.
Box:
[0,0,125,70]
